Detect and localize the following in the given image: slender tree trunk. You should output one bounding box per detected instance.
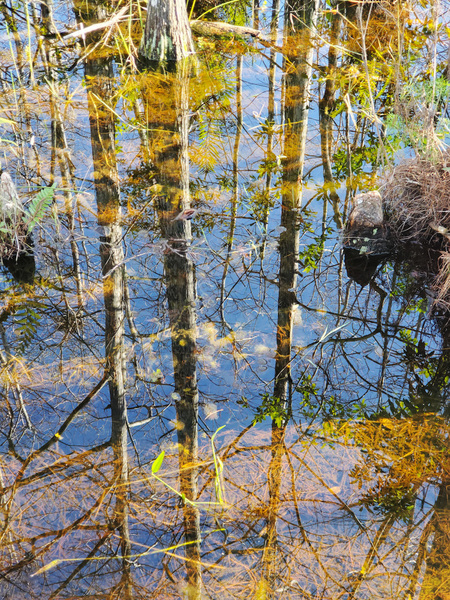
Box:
[260,425,285,598]
[85,52,133,600]
[164,67,201,600]
[220,55,242,326]
[79,3,132,594]
[85,55,127,449]
[275,0,318,402]
[319,3,343,229]
[166,242,201,600]
[262,2,318,597]
[258,0,279,262]
[140,63,201,598]
[42,0,84,309]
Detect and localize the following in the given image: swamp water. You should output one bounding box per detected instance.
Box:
[1,1,450,598]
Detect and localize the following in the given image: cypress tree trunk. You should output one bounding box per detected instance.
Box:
[139,0,195,66]
[274,0,319,403]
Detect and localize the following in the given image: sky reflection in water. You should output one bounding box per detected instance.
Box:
[1,1,450,598]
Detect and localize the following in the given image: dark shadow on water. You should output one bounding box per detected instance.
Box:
[2,246,35,284]
[344,247,387,286]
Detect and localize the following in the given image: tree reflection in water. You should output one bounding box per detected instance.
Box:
[0,1,449,599]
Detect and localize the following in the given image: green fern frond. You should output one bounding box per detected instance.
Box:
[14,300,46,355]
[25,184,56,232]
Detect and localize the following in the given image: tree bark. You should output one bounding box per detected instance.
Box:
[274,0,319,403]
[139,62,201,598]
[139,0,195,66]
[78,3,132,594]
[261,3,318,597]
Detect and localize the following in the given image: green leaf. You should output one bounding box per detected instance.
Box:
[151,450,165,473]
[211,425,225,445]
[25,183,56,232]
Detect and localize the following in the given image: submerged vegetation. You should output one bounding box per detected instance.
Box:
[0,0,450,598]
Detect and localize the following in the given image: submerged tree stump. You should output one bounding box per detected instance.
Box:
[343,190,391,256]
[343,190,392,286]
[347,190,383,229]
